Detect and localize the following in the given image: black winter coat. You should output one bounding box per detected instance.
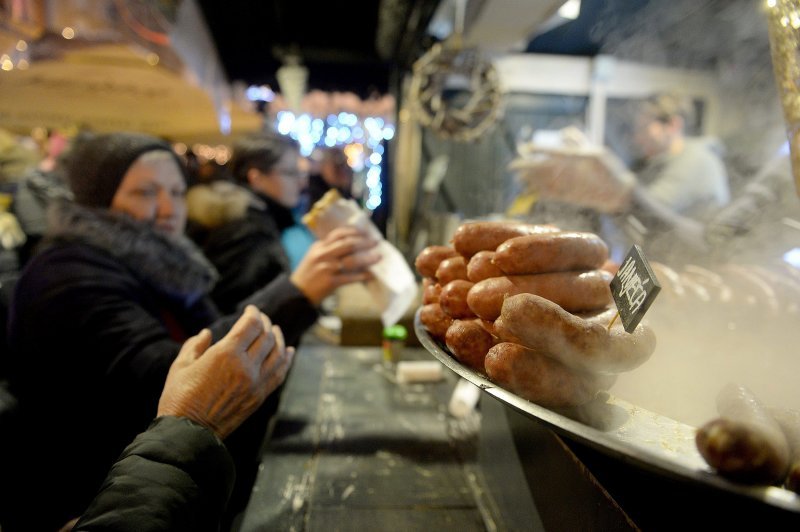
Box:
[187,187,319,342]
[3,201,313,530]
[73,416,234,532]
[190,197,288,314]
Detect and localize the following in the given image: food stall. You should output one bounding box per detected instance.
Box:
[396,0,800,529]
[1,0,798,529]
[237,0,800,528]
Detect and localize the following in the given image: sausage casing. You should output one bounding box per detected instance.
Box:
[439,280,476,319]
[494,232,609,275]
[452,221,559,258]
[769,407,800,492]
[485,342,616,408]
[445,319,495,373]
[695,384,790,484]
[467,251,504,282]
[498,293,656,374]
[419,303,453,341]
[422,280,442,305]
[467,270,613,321]
[435,255,469,285]
[415,245,458,278]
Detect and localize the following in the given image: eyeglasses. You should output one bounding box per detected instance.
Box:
[276,167,308,180]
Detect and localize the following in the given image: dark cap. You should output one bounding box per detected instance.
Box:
[67,132,180,208]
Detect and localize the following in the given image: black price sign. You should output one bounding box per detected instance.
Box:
[609,245,661,333]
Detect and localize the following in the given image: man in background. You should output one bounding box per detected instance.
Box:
[622,92,731,259]
[306,146,355,209]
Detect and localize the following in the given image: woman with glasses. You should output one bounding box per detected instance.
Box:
[186,133,379,342]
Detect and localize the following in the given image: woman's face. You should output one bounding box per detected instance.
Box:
[110,151,187,237]
[251,149,308,208]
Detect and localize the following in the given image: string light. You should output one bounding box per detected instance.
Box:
[272,111,395,211]
[246,85,275,102]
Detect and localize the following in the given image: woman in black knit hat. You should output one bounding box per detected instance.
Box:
[2,131,377,531]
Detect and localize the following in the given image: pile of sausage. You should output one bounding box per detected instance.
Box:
[696,384,800,493]
[416,220,657,408]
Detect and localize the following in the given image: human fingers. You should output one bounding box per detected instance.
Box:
[309,253,379,288]
[245,313,277,364]
[337,249,382,273]
[174,328,213,365]
[314,234,379,263]
[331,270,373,286]
[321,225,378,246]
[323,225,373,241]
[260,325,291,381]
[222,305,265,352]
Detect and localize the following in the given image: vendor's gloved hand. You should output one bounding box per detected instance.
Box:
[157,305,295,439]
[290,226,381,306]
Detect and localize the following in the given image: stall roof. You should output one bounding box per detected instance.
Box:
[196,0,441,98]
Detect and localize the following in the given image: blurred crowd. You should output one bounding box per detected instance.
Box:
[0,126,377,531]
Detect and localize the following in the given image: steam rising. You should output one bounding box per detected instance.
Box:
[420,0,799,427]
[588,0,800,426]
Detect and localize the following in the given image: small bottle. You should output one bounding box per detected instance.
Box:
[382,324,408,367]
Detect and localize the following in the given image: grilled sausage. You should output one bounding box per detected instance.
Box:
[768,407,800,492]
[498,293,656,374]
[435,255,469,285]
[485,342,616,408]
[467,270,613,321]
[452,221,559,258]
[493,232,609,275]
[467,251,504,282]
[415,245,459,278]
[445,319,495,373]
[439,280,476,319]
[493,306,618,345]
[422,280,442,305]
[695,384,790,484]
[419,303,453,341]
[492,316,523,344]
[477,319,498,337]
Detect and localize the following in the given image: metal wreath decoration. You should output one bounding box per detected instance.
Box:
[408,41,504,143]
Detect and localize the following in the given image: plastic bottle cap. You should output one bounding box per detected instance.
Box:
[382,324,408,341]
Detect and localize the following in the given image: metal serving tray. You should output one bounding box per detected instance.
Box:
[414,309,800,514]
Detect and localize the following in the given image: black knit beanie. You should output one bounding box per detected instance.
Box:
[66,132,181,208]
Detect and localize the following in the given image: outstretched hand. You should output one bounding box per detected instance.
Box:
[290,226,381,306]
[157,305,295,439]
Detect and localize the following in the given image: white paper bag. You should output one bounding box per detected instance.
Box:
[303,191,418,327]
